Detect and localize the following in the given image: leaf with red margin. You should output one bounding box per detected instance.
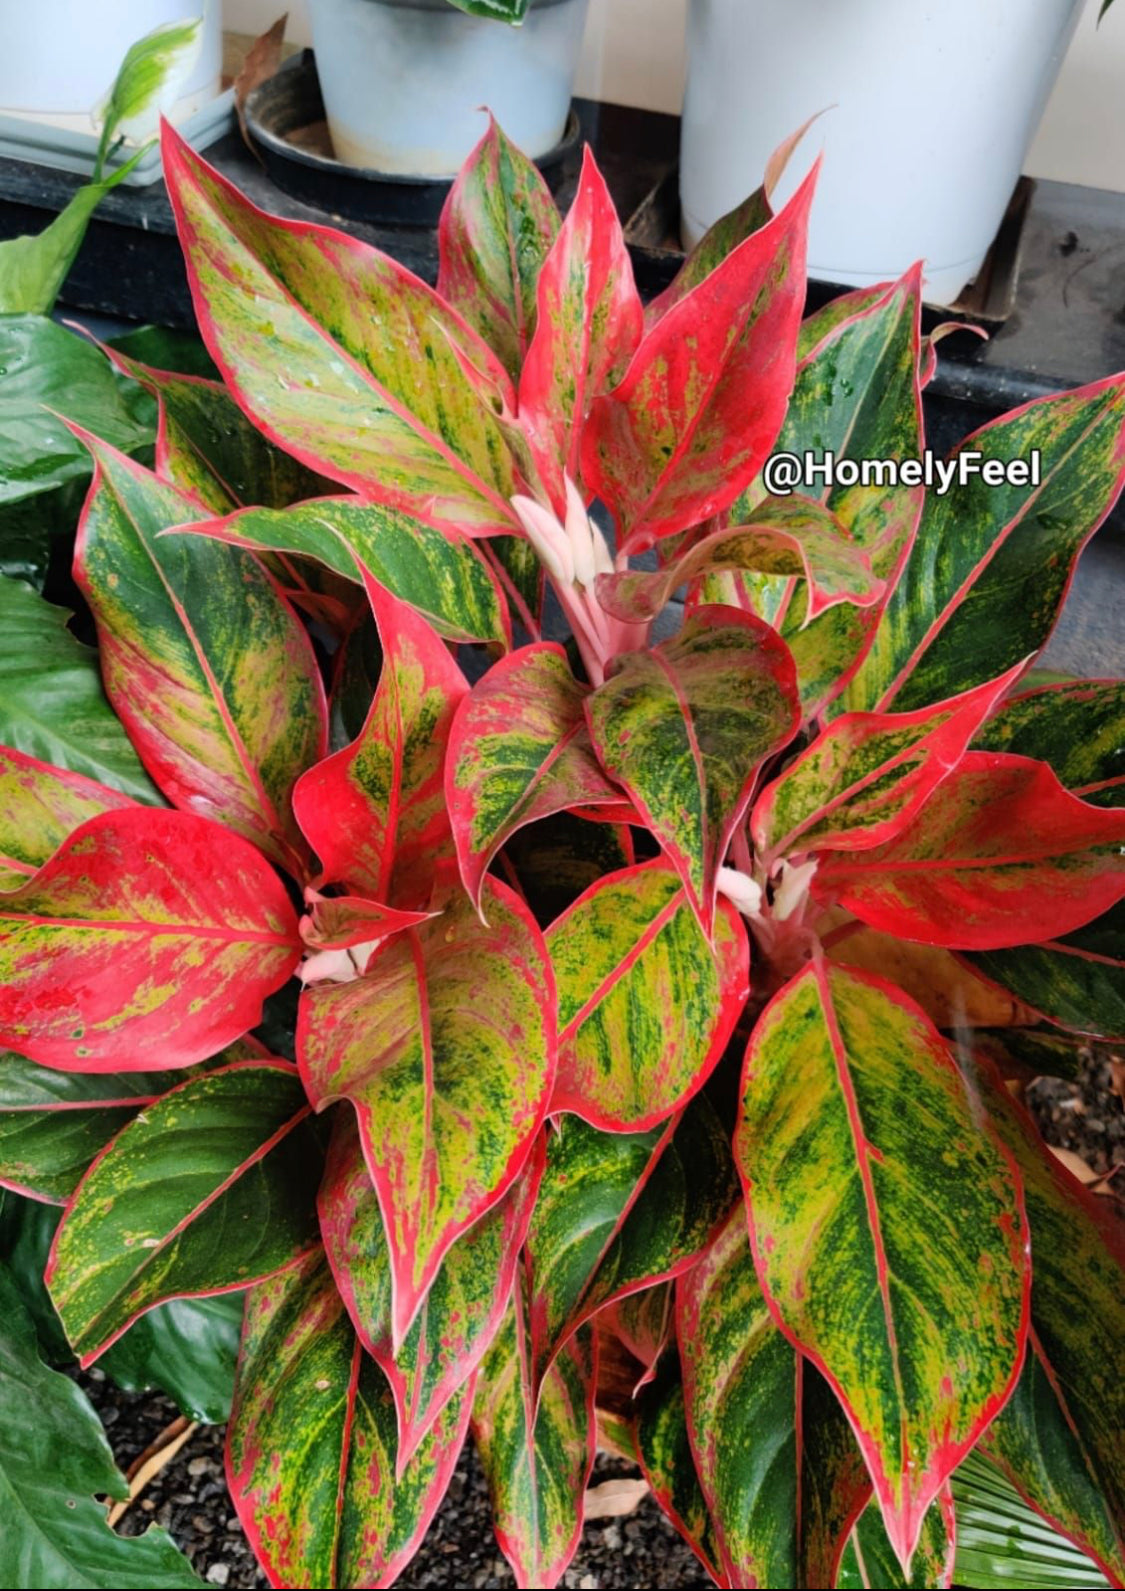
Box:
[227,1248,471,1590]
[605,1282,674,1393]
[634,1354,726,1586]
[956,1046,1125,1587]
[300,889,432,951]
[844,373,1125,715]
[161,122,523,538]
[526,1092,737,1392]
[597,496,882,626]
[709,268,924,719]
[0,807,301,1071]
[814,752,1125,951]
[519,147,643,509]
[0,744,134,889]
[293,575,466,907]
[546,860,749,1128]
[73,431,327,876]
[735,960,1030,1572]
[298,875,555,1349]
[975,678,1125,809]
[581,168,816,550]
[318,1110,543,1470]
[676,1205,873,1588]
[472,1280,597,1591]
[437,115,560,381]
[446,643,624,910]
[45,1061,322,1363]
[751,667,1023,865]
[585,606,800,933]
[837,1490,956,1588]
[966,901,1125,1041]
[503,808,636,929]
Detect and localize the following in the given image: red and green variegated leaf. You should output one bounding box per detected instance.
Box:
[721,268,924,718]
[0,807,300,1071]
[227,1248,470,1590]
[446,643,624,909]
[0,744,134,889]
[437,116,559,381]
[45,1061,321,1362]
[174,495,510,646]
[546,859,749,1128]
[837,1491,956,1589]
[752,667,1023,865]
[106,348,335,515]
[975,679,1125,808]
[472,1283,597,1591]
[519,147,643,508]
[527,1091,738,1391]
[814,752,1125,951]
[822,923,1038,1031]
[585,606,800,933]
[797,285,893,364]
[844,374,1125,715]
[293,576,466,907]
[633,1352,725,1585]
[677,1206,873,1589]
[0,1049,181,1204]
[300,888,432,952]
[73,432,326,875]
[958,1050,1125,1585]
[582,168,815,551]
[736,960,1030,1571]
[966,900,1125,1040]
[298,876,554,1349]
[162,122,523,538]
[319,1110,543,1470]
[646,117,818,329]
[605,1282,674,1392]
[598,496,882,626]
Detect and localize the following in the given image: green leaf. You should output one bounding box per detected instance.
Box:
[446,0,530,18]
[527,1092,737,1390]
[967,900,1125,1039]
[0,155,143,315]
[634,1353,724,1583]
[437,114,560,379]
[736,960,1030,1569]
[585,604,799,932]
[503,808,636,928]
[108,323,219,380]
[97,17,203,150]
[0,1260,203,1586]
[319,1112,542,1468]
[0,575,161,801]
[546,859,749,1128]
[845,375,1125,714]
[975,679,1125,808]
[162,122,522,536]
[228,1249,469,1589]
[677,1205,872,1588]
[98,1293,243,1424]
[447,643,628,908]
[951,1450,1113,1590]
[298,877,555,1349]
[472,1284,596,1590]
[74,434,327,873]
[48,1061,322,1363]
[177,496,510,645]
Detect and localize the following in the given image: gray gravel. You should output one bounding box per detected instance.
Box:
[83,1044,1122,1590]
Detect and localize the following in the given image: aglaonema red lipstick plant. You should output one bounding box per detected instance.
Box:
[0,111,1123,1591]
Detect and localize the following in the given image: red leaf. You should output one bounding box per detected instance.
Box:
[0,807,300,1071]
[814,752,1125,950]
[293,573,467,908]
[580,166,817,551]
[518,146,644,511]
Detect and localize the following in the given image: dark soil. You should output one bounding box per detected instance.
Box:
[84,1048,1123,1590]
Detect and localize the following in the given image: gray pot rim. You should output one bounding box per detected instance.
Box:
[351,0,577,12]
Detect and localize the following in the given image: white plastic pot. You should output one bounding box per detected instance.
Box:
[306,0,590,175]
[680,0,1088,305]
[0,1,223,124]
